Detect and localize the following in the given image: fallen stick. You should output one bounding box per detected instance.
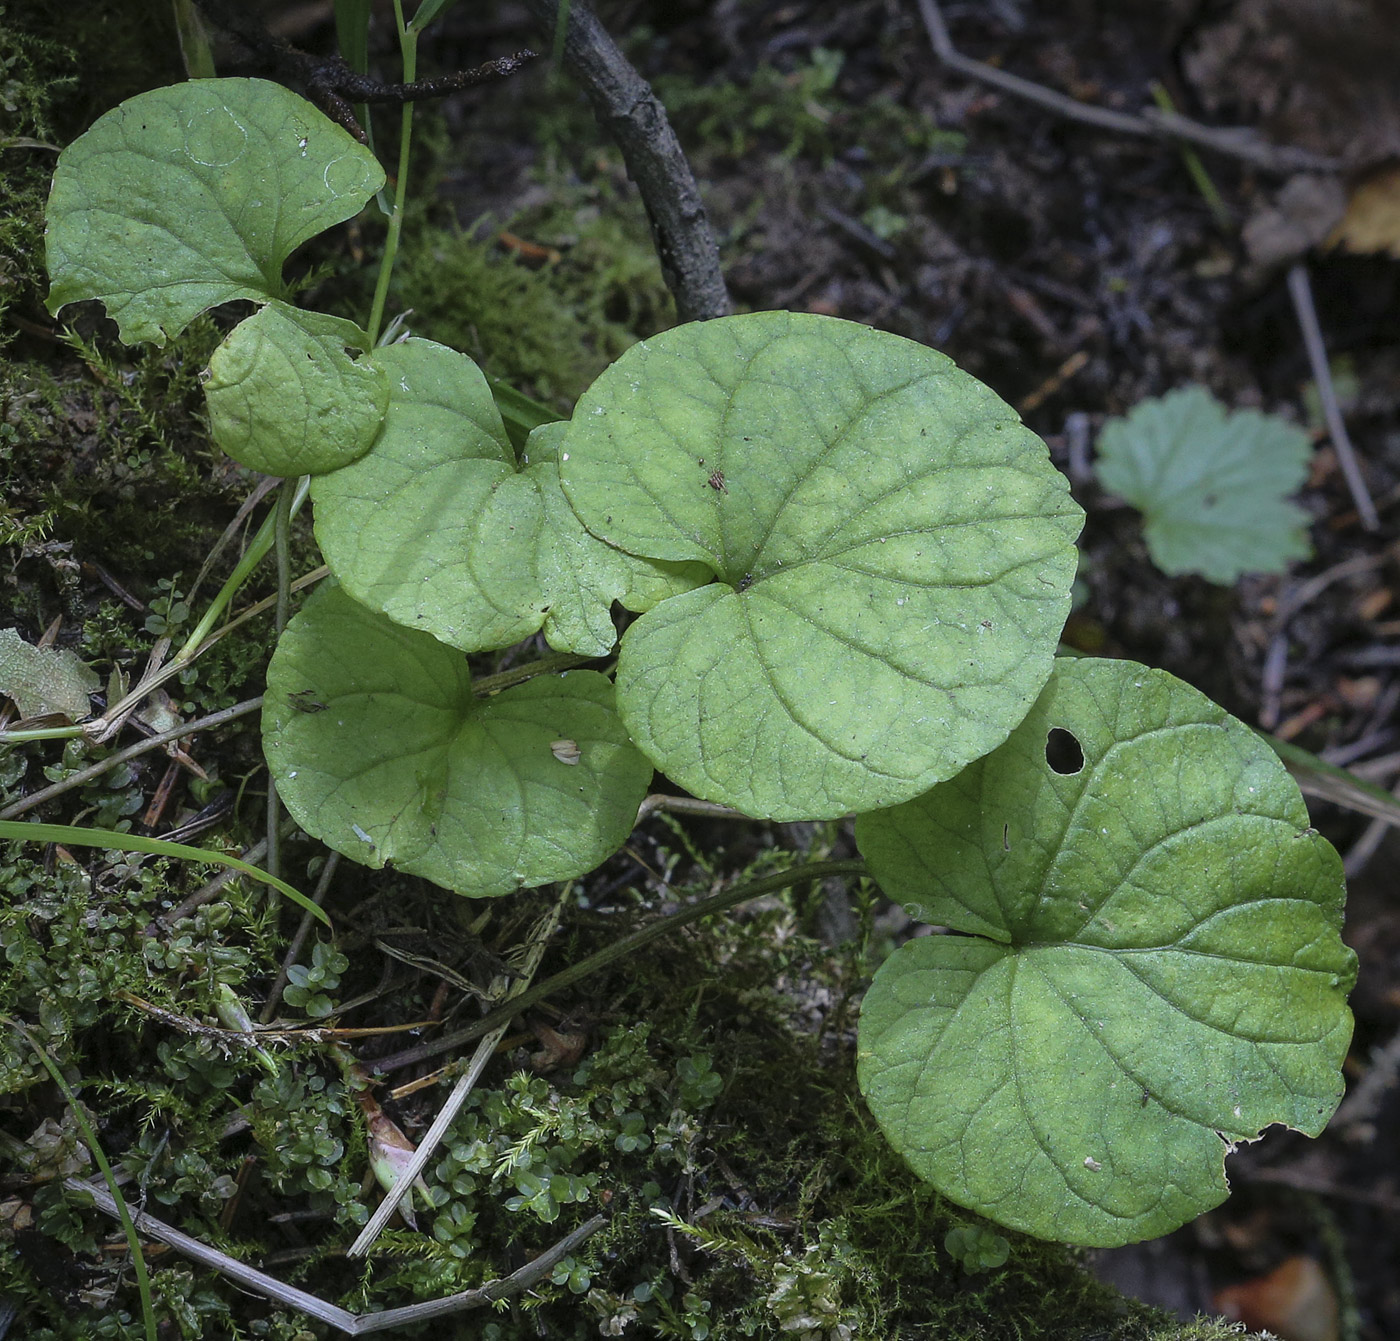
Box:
[912,0,1341,175]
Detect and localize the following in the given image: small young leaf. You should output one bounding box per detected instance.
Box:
[46,79,384,345]
[560,311,1083,820]
[311,340,704,655]
[263,584,653,896]
[1094,387,1312,584]
[0,628,99,722]
[855,656,1355,1247]
[205,303,389,476]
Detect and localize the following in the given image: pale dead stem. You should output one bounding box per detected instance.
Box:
[912,0,1341,174]
[71,1176,606,1336]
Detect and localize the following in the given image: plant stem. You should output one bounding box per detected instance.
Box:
[1149,82,1231,231]
[0,723,85,742]
[366,2,417,345]
[472,652,594,696]
[273,479,296,637]
[7,1016,158,1341]
[265,478,298,883]
[175,479,310,666]
[371,858,868,1073]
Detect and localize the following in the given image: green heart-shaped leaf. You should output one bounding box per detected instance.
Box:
[46,79,384,345]
[205,304,389,476]
[311,340,704,654]
[855,656,1355,1247]
[559,311,1083,819]
[263,584,653,896]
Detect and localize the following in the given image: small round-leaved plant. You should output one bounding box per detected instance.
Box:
[43,77,1355,1249]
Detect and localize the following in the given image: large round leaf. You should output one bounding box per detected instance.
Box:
[46,79,383,345]
[855,656,1355,1246]
[205,304,388,476]
[559,311,1083,819]
[311,340,704,654]
[263,585,653,896]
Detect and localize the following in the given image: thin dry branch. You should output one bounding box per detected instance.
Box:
[0,697,263,820]
[347,892,568,1256]
[73,1176,606,1335]
[370,859,867,1075]
[523,0,730,323]
[1286,263,1381,531]
[912,0,1341,175]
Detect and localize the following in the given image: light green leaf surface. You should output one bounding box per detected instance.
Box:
[312,340,703,655]
[855,656,1355,1247]
[46,79,383,345]
[205,304,388,476]
[559,311,1083,820]
[263,584,653,896]
[526,423,709,656]
[0,629,99,721]
[311,338,536,650]
[1094,387,1313,584]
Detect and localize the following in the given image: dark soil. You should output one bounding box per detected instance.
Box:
[3,0,1398,1337]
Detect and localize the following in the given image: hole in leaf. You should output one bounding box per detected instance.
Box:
[1045,727,1084,775]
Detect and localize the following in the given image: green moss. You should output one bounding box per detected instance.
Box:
[654,46,963,171]
[390,183,674,412]
[0,860,1257,1340]
[0,1,184,336]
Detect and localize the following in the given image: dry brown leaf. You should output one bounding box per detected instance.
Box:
[1329,163,1400,258]
[1214,1255,1339,1341]
[1243,174,1346,267]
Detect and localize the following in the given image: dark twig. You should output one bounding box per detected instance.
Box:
[1286,263,1380,532]
[191,0,534,140]
[523,0,730,323]
[912,0,1341,175]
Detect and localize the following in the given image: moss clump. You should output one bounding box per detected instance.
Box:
[1,853,1255,1340]
[388,178,674,411]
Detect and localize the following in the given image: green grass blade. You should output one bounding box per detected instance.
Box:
[0,821,329,925]
[408,0,459,33]
[334,0,371,72]
[335,0,389,212]
[6,1016,158,1341]
[1264,734,1400,828]
[171,0,216,78]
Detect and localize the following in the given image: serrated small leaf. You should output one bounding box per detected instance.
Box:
[1094,387,1312,584]
[559,311,1083,820]
[0,629,99,722]
[46,79,383,345]
[311,340,704,654]
[263,584,653,896]
[855,656,1355,1247]
[205,303,389,476]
